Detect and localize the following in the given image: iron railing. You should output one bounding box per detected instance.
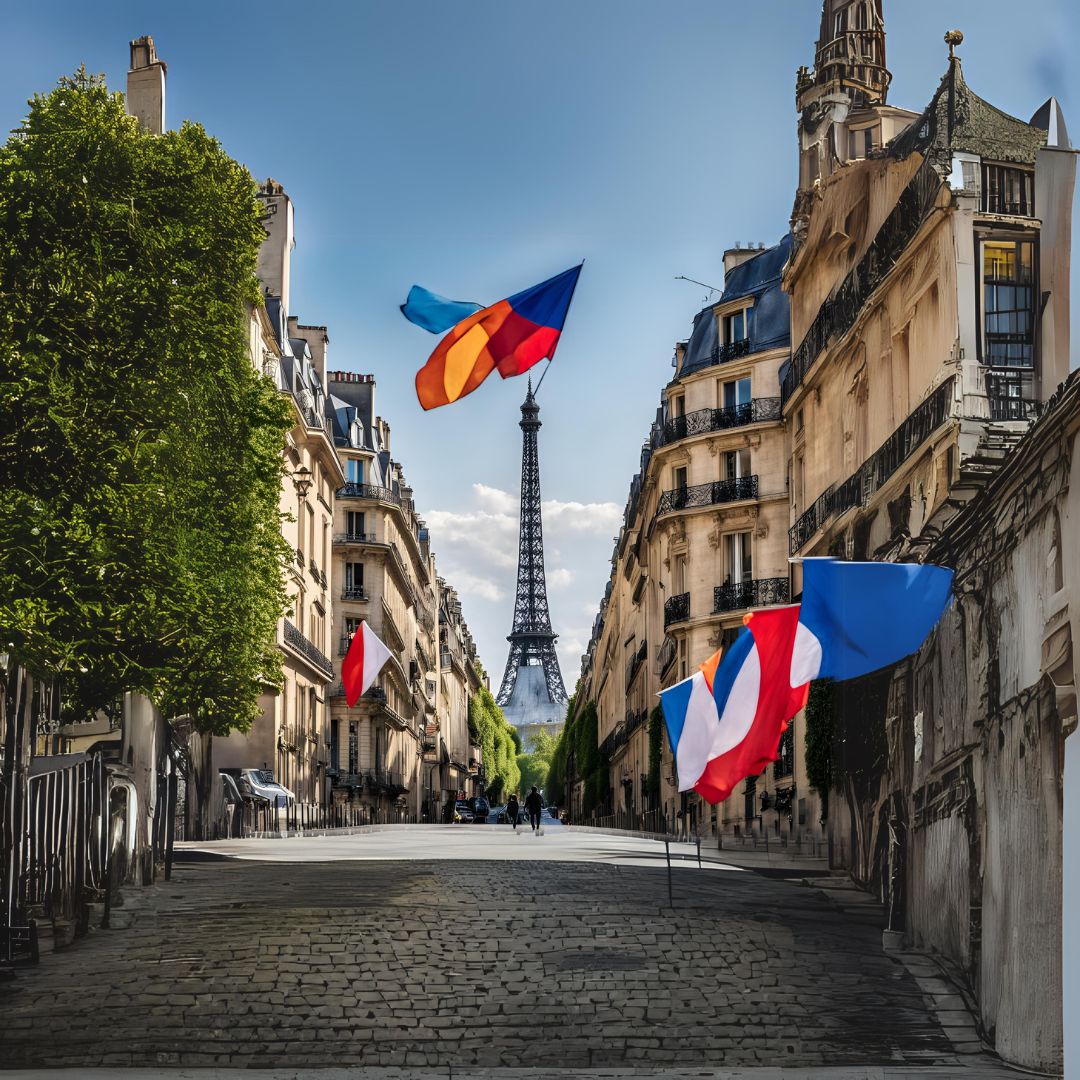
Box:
[341,586,367,601]
[656,636,677,676]
[987,370,1039,421]
[789,377,954,554]
[652,398,781,450]
[282,619,334,678]
[782,159,941,404]
[656,475,758,518]
[664,592,690,628]
[334,532,377,545]
[336,482,402,506]
[713,577,790,613]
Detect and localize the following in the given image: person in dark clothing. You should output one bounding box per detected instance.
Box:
[505,793,520,830]
[524,787,543,832]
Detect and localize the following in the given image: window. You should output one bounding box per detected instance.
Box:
[673,466,688,491]
[673,552,687,595]
[982,165,1034,217]
[982,238,1035,367]
[723,377,751,411]
[796,408,804,434]
[348,721,358,774]
[833,7,848,36]
[724,309,747,344]
[346,458,363,484]
[724,448,751,480]
[775,726,794,779]
[671,395,685,418]
[344,562,364,597]
[744,775,757,823]
[346,510,366,538]
[724,531,752,586]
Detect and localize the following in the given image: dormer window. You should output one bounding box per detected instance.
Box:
[982,164,1034,217]
[724,309,747,344]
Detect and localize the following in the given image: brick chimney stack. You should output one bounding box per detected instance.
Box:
[126,36,166,134]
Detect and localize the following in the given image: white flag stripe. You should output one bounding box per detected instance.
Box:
[707,641,761,761]
[675,672,720,792]
[360,622,392,697]
[789,621,823,688]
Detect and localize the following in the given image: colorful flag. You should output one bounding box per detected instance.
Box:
[400,285,482,335]
[341,621,392,708]
[409,265,582,410]
[659,560,954,803]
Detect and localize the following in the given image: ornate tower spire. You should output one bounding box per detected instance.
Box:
[496,380,568,717]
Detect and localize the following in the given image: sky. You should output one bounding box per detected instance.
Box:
[4,0,1078,691]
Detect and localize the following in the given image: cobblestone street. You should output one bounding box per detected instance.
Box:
[0,828,1009,1076]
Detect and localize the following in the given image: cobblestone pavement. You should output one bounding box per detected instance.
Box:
[0,838,1001,1073]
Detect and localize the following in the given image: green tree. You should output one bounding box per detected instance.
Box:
[546,693,575,804]
[468,687,518,802]
[0,72,293,733]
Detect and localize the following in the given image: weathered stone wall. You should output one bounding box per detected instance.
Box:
[829,376,1079,1072]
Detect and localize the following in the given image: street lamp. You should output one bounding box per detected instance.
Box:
[293,466,313,499]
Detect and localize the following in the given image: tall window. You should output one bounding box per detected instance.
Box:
[348,721,358,774]
[982,165,1034,217]
[673,465,688,491]
[723,377,752,411]
[347,458,363,484]
[724,309,747,344]
[344,562,364,597]
[724,448,751,480]
[673,552,687,595]
[724,532,752,586]
[346,510,366,538]
[982,239,1035,368]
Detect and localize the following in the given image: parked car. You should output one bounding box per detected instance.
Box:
[454,801,474,823]
[237,768,295,809]
[470,796,491,823]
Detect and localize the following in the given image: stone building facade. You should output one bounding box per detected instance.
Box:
[572,238,803,840]
[214,181,343,816]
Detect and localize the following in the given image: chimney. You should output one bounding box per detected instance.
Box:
[126,36,166,134]
[257,178,295,315]
[723,245,762,276]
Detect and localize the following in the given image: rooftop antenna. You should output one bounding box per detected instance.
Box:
[674,275,722,305]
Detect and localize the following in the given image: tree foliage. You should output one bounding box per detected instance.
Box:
[546,693,575,802]
[468,687,519,803]
[516,728,557,797]
[0,72,293,733]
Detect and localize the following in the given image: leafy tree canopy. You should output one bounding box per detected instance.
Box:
[0,71,293,734]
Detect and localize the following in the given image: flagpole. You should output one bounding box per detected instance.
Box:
[531,259,584,401]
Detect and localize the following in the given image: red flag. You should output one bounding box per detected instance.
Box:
[341,622,392,707]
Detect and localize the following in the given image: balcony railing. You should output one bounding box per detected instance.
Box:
[656,475,758,518]
[333,532,377,545]
[664,592,690,628]
[656,636,677,676]
[336,482,402,506]
[341,587,368,601]
[282,619,334,678]
[782,159,941,405]
[713,577,790,614]
[987,370,1039,422]
[789,377,953,554]
[652,398,781,450]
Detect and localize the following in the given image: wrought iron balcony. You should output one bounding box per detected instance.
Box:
[789,377,953,554]
[334,532,377,545]
[282,619,334,678]
[341,587,367,601]
[656,475,758,518]
[652,399,781,450]
[713,577,790,614]
[336,482,402,506]
[987,370,1039,422]
[656,635,677,675]
[664,592,690,628]
[782,159,940,405]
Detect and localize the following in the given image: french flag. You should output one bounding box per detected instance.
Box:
[341,621,393,707]
[660,560,954,804]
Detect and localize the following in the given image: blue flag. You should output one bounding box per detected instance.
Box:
[400,285,482,335]
[798,559,954,681]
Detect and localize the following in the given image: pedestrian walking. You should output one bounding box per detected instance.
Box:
[506,793,520,831]
[525,787,543,833]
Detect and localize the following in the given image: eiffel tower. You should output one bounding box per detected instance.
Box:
[496,380,568,728]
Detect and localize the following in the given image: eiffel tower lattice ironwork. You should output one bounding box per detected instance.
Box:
[496,380,568,709]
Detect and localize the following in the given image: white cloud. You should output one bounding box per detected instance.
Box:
[423,481,623,691]
[548,567,575,589]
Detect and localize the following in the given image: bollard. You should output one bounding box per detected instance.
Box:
[664,839,673,905]
[696,835,702,870]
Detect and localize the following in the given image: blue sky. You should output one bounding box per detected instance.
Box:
[4,0,1078,687]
